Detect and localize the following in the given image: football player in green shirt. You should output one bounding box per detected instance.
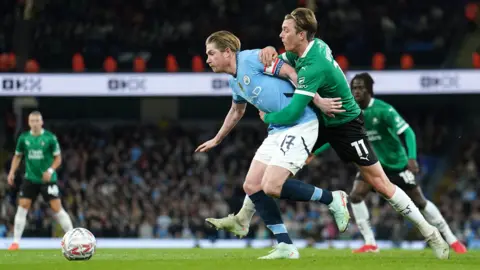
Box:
[256,8,448,259]
[7,111,73,250]
[315,73,467,254]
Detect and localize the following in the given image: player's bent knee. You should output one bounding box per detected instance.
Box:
[49,199,63,213]
[409,192,427,209]
[18,198,32,209]
[360,165,395,198]
[243,181,262,195]
[367,175,395,198]
[261,180,281,198]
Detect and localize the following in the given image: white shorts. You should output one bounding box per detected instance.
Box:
[253,119,319,175]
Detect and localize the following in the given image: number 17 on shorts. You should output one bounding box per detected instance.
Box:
[271,120,319,175]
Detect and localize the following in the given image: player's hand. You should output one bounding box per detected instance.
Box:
[259,46,278,66]
[195,138,221,153]
[7,173,15,186]
[313,94,345,118]
[42,171,52,182]
[258,110,266,122]
[408,159,420,174]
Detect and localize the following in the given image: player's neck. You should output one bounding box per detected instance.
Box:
[226,55,237,76]
[295,40,310,57]
[30,129,44,136]
[360,97,372,109]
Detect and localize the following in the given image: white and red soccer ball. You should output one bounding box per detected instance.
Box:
[61,228,96,261]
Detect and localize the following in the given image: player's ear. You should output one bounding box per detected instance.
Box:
[224,47,232,55]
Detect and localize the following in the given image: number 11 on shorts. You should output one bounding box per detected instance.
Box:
[351,139,369,157]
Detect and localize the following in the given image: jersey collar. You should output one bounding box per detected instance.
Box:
[368,98,375,108]
[30,129,45,135]
[300,40,315,58]
[233,52,240,78]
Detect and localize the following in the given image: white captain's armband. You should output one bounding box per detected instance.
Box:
[263,58,285,76]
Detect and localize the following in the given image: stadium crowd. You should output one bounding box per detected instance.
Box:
[0,113,477,244]
[0,0,468,70]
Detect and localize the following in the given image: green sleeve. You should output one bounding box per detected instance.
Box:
[14,135,25,155]
[313,143,331,156]
[263,67,323,125]
[383,106,409,135]
[263,94,312,125]
[279,52,298,66]
[51,135,61,156]
[403,127,417,159]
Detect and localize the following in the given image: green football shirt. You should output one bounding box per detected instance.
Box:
[15,129,61,183]
[279,38,361,127]
[363,98,410,171]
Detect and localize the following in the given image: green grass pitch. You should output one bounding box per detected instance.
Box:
[1,249,478,270]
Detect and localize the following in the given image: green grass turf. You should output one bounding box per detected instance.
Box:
[1,249,478,270]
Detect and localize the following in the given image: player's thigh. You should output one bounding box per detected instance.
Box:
[18,180,39,209]
[328,114,378,166]
[252,133,278,166]
[349,173,373,204]
[269,120,319,176]
[40,183,61,206]
[261,165,292,196]
[243,159,268,195]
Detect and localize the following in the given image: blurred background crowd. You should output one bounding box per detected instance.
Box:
[0,0,479,247]
[0,108,478,245]
[0,0,479,72]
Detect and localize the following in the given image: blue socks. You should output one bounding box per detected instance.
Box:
[280,179,333,205]
[249,191,293,244]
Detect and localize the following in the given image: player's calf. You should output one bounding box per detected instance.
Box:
[358,163,396,198]
[250,190,295,247]
[406,187,428,210]
[50,199,73,232]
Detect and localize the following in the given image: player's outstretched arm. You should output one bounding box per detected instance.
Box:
[262,92,312,125]
[195,101,247,153]
[265,61,344,118]
[263,68,323,125]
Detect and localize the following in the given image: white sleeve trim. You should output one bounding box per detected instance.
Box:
[280,53,290,64]
[15,151,23,155]
[294,89,316,97]
[396,124,410,135]
[53,151,61,156]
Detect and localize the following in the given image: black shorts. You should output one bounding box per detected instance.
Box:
[355,167,418,191]
[19,180,61,202]
[314,113,378,166]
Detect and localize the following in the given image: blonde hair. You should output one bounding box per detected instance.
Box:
[285,8,317,41]
[206,31,241,52]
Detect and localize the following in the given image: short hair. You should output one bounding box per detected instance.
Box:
[350,73,375,96]
[285,8,317,41]
[206,31,241,53]
[29,110,42,117]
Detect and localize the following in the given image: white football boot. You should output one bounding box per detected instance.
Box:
[258,243,300,260]
[328,191,351,233]
[426,227,450,259]
[205,214,249,238]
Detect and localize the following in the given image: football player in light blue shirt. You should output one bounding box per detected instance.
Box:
[195,31,349,259]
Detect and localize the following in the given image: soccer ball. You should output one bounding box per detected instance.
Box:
[61,228,96,261]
